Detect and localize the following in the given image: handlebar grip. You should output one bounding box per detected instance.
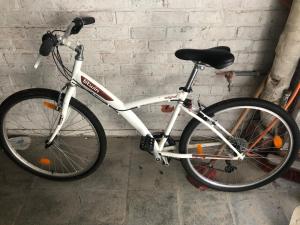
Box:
[71,17,95,35]
[81,17,95,25]
[39,33,57,56]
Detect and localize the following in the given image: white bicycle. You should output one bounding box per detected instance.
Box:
[0,17,299,191]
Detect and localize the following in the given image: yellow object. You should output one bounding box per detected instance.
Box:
[197,144,203,155]
[273,135,283,149]
[39,158,51,165]
[43,101,57,110]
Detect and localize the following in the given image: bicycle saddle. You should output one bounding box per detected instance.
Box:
[175,46,234,69]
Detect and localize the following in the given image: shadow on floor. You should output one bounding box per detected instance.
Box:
[0,137,299,225]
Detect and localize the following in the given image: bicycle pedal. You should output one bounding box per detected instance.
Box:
[140,134,154,152]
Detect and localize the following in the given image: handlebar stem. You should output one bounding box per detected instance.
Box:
[60,38,78,52]
[75,45,84,60]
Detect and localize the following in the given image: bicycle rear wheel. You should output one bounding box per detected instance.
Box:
[179,98,300,192]
[0,88,107,180]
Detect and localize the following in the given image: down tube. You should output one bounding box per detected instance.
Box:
[118,110,152,136]
[78,71,152,137]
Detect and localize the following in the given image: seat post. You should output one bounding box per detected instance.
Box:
[182,62,204,92]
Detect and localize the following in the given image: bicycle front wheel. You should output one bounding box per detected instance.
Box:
[179,98,300,192]
[0,88,107,180]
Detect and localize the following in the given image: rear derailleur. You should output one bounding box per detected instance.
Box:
[224,160,237,173]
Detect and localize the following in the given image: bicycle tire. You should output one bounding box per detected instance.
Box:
[179,98,300,192]
[0,88,107,180]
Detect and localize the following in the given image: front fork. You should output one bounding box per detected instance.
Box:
[46,84,76,145]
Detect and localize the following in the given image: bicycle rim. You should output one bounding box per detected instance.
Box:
[185,104,294,189]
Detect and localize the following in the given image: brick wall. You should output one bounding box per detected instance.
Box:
[0,0,289,135]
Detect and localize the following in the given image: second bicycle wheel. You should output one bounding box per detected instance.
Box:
[179,98,300,191]
[0,88,107,180]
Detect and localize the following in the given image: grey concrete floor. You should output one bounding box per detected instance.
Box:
[1,137,300,225]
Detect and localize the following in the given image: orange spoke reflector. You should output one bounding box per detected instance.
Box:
[197,144,203,155]
[273,135,283,149]
[43,101,57,110]
[39,158,51,165]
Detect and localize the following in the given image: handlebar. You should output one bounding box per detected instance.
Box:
[34,16,95,69]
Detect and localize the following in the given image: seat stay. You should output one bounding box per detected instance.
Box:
[181,106,245,160]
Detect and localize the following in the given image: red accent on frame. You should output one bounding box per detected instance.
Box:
[161,105,175,113]
[81,76,113,101]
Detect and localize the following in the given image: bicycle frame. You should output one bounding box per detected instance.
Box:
[47,58,245,161]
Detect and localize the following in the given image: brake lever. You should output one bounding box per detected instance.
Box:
[34,55,42,69]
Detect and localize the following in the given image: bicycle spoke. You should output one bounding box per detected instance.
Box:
[55,139,92,163]
[52,143,82,172]
[50,146,70,173]
[185,104,295,190]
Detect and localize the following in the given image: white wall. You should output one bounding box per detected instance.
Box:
[0,0,289,135]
